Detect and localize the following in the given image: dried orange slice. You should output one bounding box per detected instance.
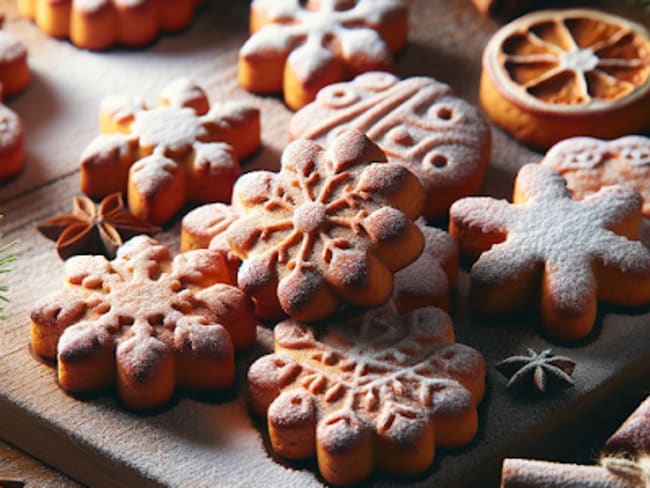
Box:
[481,9,650,149]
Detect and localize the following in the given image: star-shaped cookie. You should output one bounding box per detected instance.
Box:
[450,163,650,340]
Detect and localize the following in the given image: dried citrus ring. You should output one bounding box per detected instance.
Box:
[481,9,650,149]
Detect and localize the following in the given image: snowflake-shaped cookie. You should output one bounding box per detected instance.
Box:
[239,0,408,109]
[393,219,458,313]
[226,129,425,322]
[542,136,650,217]
[248,305,486,485]
[290,72,492,218]
[450,163,650,340]
[30,236,257,410]
[80,78,260,225]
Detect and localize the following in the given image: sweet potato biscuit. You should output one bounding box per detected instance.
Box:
[450,164,650,340]
[226,129,425,322]
[239,0,408,110]
[30,236,257,410]
[248,305,485,485]
[80,78,260,225]
[290,72,491,219]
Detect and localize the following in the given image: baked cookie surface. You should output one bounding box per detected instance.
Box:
[450,164,650,340]
[481,9,650,149]
[18,0,203,50]
[80,78,260,225]
[290,72,491,219]
[226,129,425,322]
[239,0,408,109]
[248,305,485,485]
[30,236,257,410]
[542,135,650,218]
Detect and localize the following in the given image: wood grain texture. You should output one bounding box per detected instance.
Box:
[0,0,649,487]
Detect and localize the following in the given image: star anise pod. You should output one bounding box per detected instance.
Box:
[496,348,576,393]
[37,193,160,259]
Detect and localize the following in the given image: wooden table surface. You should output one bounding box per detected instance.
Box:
[1,1,650,487]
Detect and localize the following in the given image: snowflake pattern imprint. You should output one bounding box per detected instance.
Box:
[239,0,408,109]
[450,163,650,340]
[79,78,260,225]
[290,72,491,218]
[248,305,486,485]
[30,236,257,410]
[226,129,425,322]
[542,135,650,217]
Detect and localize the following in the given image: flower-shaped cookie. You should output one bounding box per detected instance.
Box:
[30,236,257,410]
[226,130,425,322]
[80,78,260,225]
[542,136,650,217]
[450,164,650,340]
[290,72,492,218]
[19,0,202,50]
[0,18,29,180]
[248,305,486,485]
[393,219,458,313]
[239,0,408,109]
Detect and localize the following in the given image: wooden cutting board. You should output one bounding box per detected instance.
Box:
[1,1,649,486]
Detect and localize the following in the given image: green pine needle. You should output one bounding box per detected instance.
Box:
[0,216,16,320]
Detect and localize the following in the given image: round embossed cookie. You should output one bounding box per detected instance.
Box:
[541,136,650,218]
[226,129,425,322]
[19,0,202,50]
[393,219,458,313]
[30,236,257,410]
[248,305,486,485]
[80,78,260,225]
[450,163,650,340]
[481,9,650,149]
[290,72,491,219]
[239,0,408,110]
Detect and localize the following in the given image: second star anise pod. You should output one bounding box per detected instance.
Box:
[37,193,160,259]
[496,348,576,393]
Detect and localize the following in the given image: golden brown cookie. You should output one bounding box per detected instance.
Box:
[393,218,457,313]
[226,129,425,322]
[18,0,202,50]
[239,0,408,110]
[541,136,650,218]
[30,236,257,410]
[0,20,28,180]
[248,305,486,485]
[481,9,650,149]
[450,164,650,340]
[80,78,260,225]
[290,72,491,218]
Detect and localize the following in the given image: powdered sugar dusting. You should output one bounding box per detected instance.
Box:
[290,72,491,218]
[241,0,405,85]
[31,236,256,402]
[450,164,650,335]
[542,135,650,217]
[0,104,22,148]
[226,129,424,321]
[247,305,485,478]
[181,203,240,251]
[0,31,27,63]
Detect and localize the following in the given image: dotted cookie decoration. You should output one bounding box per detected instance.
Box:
[30,236,257,410]
[450,163,650,340]
[290,72,491,219]
[239,0,408,109]
[226,129,425,322]
[80,78,260,225]
[542,135,650,217]
[248,305,486,485]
